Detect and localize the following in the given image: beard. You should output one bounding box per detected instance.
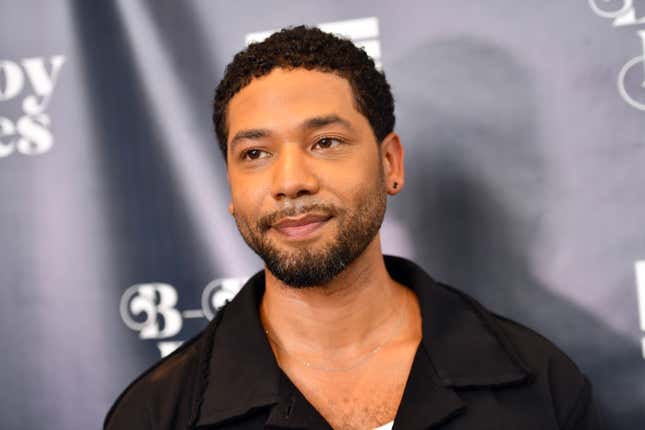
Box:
[232,173,387,288]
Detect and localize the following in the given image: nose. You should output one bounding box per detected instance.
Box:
[270,144,320,200]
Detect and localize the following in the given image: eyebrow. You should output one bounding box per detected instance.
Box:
[229,114,354,152]
[302,114,354,131]
[229,129,271,150]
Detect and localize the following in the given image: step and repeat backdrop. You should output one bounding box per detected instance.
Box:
[1,1,644,429]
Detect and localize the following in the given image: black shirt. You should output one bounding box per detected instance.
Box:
[105,255,603,429]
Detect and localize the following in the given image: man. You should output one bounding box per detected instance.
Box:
[105,26,602,429]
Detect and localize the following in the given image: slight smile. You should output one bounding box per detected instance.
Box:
[271,214,333,240]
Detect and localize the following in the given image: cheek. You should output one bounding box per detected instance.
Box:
[332,160,382,195]
[230,181,268,218]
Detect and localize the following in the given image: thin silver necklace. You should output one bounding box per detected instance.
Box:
[263,292,407,373]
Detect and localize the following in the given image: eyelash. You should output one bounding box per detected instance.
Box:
[313,136,344,149]
[240,148,268,161]
[240,137,345,161]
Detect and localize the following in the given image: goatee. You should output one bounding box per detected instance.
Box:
[233,180,386,288]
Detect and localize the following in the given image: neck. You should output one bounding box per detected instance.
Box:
[260,235,408,358]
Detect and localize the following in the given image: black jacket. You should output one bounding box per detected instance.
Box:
[105,256,603,429]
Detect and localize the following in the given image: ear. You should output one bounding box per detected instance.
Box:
[228,201,235,216]
[380,132,405,195]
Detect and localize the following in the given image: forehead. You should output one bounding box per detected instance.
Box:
[226,68,362,138]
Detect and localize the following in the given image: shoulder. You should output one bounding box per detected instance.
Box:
[432,280,602,428]
[103,324,212,430]
[491,312,601,428]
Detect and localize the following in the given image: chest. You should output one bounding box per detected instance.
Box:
[280,346,417,430]
[305,378,404,430]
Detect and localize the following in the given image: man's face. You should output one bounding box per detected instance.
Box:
[225,68,387,287]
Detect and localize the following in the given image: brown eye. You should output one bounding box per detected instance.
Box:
[314,137,342,149]
[242,149,268,160]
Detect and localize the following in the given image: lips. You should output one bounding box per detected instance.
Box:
[272,213,332,238]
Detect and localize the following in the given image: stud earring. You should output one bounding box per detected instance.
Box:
[393,182,398,189]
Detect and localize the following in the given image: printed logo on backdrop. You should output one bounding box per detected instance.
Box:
[635,262,645,359]
[0,56,65,158]
[245,17,382,69]
[120,277,248,357]
[590,2,645,360]
[589,0,645,110]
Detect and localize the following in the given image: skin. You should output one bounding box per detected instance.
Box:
[225,68,422,430]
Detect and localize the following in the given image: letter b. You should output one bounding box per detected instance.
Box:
[120,283,183,339]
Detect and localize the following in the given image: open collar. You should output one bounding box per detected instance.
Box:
[196,255,532,428]
[384,255,533,388]
[196,270,281,426]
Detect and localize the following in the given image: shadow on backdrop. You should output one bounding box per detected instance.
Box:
[71,0,229,413]
[388,37,644,428]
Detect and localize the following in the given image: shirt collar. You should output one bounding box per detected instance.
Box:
[197,269,281,426]
[197,255,532,427]
[385,255,532,388]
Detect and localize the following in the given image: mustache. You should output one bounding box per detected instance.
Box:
[257,202,341,232]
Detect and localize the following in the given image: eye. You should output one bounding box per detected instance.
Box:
[241,148,269,161]
[313,137,343,150]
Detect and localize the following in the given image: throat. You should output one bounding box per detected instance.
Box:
[260,278,413,356]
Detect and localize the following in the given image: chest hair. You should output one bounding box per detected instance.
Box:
[285,351,414,430]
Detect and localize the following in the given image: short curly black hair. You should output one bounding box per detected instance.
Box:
[213,25,395,161]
